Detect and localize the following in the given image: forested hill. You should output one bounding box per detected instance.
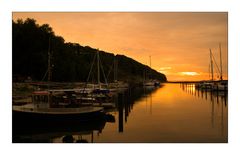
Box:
[13,18,167,83]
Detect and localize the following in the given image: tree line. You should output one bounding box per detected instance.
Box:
[13,18,167,83]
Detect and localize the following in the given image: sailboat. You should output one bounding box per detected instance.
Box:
[196,44,227,91]
[84,50,110,94]
[109,57,129,90]
[212,44,228,91]
[143,56,160,87]
[12,37,105,123]
[79,50,116,108]
[196,49,215,90]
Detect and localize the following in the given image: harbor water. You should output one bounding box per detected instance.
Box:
[13,83,227,143]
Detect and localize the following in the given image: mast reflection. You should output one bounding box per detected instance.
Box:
[117,86,162,133]
[180,83,227,136]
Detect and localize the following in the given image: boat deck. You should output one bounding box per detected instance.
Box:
[13,104,103,114]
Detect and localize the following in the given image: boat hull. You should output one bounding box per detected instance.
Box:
[13,107,104,124]
[12,107,106,141]
[12,110,107,143]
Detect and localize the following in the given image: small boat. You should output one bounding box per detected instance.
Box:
[143,56,161,87]
[12,41,107,128]
[13,90,106,130]
[143,80,160,87]
[13,104,104,122]
[212,81,228,91]
[195,82,214,90]
[13,111,112,143]
[143,81,155,86]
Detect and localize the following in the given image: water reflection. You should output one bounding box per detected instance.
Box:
[180,83,227,106]
[100,83,227,142]
[116,86,160,133]
[13,83,227,142]
[180,83,227,137]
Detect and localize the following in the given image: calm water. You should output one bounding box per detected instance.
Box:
[14,83,228,143]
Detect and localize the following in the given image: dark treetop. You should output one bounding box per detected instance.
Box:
[13,18,167,83]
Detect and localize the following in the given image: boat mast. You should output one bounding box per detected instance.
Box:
[97,50,101,89]
[114,57,118,82]
[47,36,52,105]
[209,63,210,79]
[219,43,223,81]
[149,55,151,80]
[48,37,52,82]
[149,55,151,68]
[209,49,214,81]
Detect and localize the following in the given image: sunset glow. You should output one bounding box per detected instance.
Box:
[180,72,200,76]
[13,12,228,81]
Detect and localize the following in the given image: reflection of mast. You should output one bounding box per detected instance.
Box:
[224,94,227,107]
[194,85,196,96]
[211,92,215,128]
[144,87,147,111]
[118,93,124,132]
[125,90,130,122]
[192,85,194,95]
[197,88,199,98]
[221,97,224,136]
[204,90,207,100]
[190,85,192,94]
[150,93,152,115]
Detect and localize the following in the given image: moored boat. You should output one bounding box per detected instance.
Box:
[13,104,104,122]
[212,81,228,91]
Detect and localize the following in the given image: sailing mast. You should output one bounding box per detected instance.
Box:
[47,36,52,105]
[149,55,151,80]
[48,37,52,82]
[97,50,101,89]
[209,49,214,81]
[219,43,223,81]
[149,55,151,68]
[114,57,118,82]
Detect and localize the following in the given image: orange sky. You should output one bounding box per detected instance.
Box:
[13,12,228,81]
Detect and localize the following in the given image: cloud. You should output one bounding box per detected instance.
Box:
[179,72,201,76]
[159,67,172,70]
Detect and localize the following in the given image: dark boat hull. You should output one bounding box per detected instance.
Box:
[13,108,105,128]
[12,109,106,142]
[13,114,107,143]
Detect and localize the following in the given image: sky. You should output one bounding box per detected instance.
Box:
[13,12,228,81]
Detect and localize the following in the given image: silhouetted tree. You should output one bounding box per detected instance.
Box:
[12,18,167,83]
